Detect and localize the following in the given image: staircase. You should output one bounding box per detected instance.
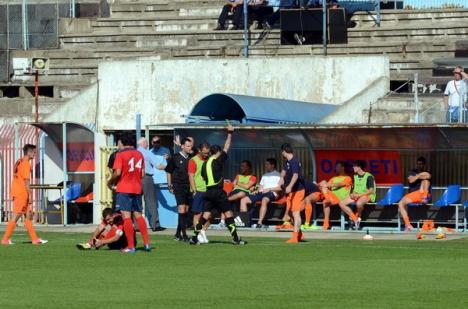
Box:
[1,0,468,123]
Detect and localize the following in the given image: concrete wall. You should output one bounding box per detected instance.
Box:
[45,56,389,130]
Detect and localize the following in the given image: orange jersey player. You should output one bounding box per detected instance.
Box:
[319,161,352,230]
[2,144,48,246]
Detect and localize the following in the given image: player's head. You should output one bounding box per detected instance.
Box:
[199,142,210,159]
[280,143,294,159]
[151,135,162,149]
[180,137,193,154]
[416,156,426,172]
[335,160,346,174]
[265,158,277,172]
[352,160,366,173]
[102,208,114,224]
[118,132,135,148]
[240,160,252,174]
[209,145,222,158]
[23,144,37,158]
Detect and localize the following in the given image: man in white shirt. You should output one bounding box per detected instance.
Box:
[240,158,282,228]
[444,67,467,123]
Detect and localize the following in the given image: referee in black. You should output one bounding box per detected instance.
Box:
[190,124,246,245]
[166,137,193,241]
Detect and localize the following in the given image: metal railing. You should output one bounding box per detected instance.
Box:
[402,0,468,9]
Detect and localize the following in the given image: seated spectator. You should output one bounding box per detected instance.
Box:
[76,208,130,250]
[248,0,274,30]
[306,0,338,8]
[228,160,257,202]
[239,158,282,228]
[338,160,376,230]
[265,0,296,29]
[214,0,244,30]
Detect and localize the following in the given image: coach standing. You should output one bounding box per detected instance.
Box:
[137,138,162,231]
[165,138,193,242]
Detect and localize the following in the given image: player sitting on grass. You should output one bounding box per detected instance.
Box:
[239,158,282,229]
[338,160,375,230]
[77,208,130,250]
[318,161,352,230]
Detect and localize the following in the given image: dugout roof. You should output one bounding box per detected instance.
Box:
[186,93,337,124]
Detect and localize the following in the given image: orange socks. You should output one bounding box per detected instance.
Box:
[305,203,312,225]
[2,221,16,241]
[349,213,358,222]
[24,219,39,242]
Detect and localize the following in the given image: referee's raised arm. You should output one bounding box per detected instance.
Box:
[223,124,234,153]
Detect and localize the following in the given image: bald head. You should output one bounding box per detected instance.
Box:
[138,137,148,149]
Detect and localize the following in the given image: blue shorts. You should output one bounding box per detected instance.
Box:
[191,192,205,213]
[248,191,277,204]
[115,193,143,213]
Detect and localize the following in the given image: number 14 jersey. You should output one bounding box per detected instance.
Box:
[112,148,145,194]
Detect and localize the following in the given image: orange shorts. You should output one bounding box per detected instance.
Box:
[308,192,323,202]
[13,197,30,214]
[322,191,340,206]
[404,190,429,203]
[287,189,305,212]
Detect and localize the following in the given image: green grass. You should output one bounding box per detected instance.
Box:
[1,233,468,309]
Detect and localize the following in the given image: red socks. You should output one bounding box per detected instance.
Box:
[123,218,135,249]
[136,216,149,246]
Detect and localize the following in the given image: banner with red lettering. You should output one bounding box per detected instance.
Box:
[315,150,402,184]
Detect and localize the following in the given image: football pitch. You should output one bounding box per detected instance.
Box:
[1,232,468,309]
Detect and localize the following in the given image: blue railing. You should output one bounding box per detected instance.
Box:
[403,0,468,9]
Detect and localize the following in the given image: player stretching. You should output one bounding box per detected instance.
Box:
[108,133,151,253]
[190,124,246,245]
[398,157,431,231]
[2,144,47,245]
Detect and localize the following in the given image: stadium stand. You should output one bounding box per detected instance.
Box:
[1,0,468,122]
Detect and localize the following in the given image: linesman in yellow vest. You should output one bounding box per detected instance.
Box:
[338,160,376,230]
[190,124,246,245]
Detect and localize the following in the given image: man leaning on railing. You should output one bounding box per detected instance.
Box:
[444,66,468,123]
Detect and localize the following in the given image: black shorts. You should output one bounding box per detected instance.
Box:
[229,189,249,197]
[204,188,234,213]
[173,184,192,206]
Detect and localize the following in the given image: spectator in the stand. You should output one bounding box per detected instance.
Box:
[265,0,296,29]
[214,0,244,30]
[248,0,274,29]
[151,135,170,157]
[444,66,468,123]
[306,0,338,8]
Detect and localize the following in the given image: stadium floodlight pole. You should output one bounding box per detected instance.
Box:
[243,0,249,58]
[322,0,327,56]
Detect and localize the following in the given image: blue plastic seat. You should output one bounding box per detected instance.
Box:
[433,185,461,207]
[376,184,404,206]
